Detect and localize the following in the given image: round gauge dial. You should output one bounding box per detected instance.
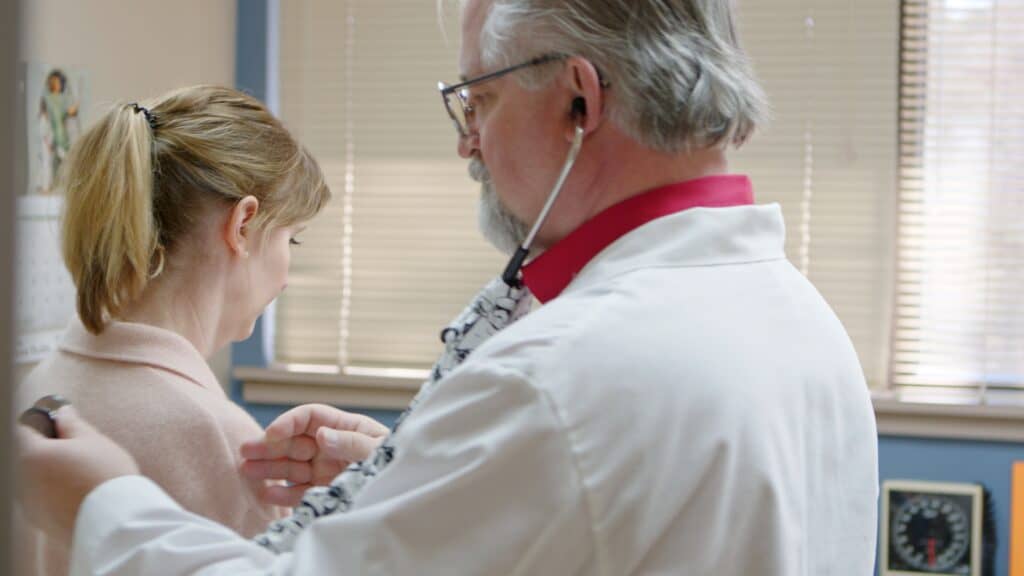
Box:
[891,494,971,572]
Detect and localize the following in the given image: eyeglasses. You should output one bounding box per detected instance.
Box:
[438,53,567,138]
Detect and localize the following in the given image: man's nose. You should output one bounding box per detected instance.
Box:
[457,130,479,159]
[456,117,479,158]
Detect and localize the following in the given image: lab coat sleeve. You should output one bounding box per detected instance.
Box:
[70,363,594,575]
[70,475,291,576]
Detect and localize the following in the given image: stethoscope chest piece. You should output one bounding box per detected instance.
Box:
[19,394,71,438]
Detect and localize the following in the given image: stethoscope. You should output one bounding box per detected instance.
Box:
[501,100,586,286]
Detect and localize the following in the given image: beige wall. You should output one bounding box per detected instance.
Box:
[20,0,236,116]
[17,1,237,390]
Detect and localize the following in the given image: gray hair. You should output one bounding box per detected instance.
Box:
[476,0,768,152]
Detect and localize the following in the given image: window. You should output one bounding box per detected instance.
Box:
[273,0,504,373]
[731,0,900,388]
[268,0,1024,404]
[892,0,1024,399]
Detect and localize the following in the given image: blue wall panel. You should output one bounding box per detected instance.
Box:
[878,436,1023,576]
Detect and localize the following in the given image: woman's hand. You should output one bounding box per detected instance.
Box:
[240,404,389,507]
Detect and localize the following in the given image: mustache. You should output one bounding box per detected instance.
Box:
[468,156,491,184]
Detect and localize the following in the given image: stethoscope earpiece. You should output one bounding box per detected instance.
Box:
[571,97,586,121]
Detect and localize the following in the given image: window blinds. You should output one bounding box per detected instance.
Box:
[275,0,904,390]
[733,0,900,387]
[274,0,505,370]
[892,0,1024,396]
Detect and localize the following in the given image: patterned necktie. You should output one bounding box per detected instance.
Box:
[255,276,534,553]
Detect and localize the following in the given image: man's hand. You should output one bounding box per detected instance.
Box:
[17,407,140,544]
[240,404,389,507]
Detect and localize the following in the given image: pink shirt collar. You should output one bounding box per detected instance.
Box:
[521,174,755,303]
[60,317,224,394]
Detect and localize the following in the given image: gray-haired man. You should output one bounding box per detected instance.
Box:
[19,1,878,574]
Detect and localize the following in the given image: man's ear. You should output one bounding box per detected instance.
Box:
[564,56,605,141]
[225,196,260,257]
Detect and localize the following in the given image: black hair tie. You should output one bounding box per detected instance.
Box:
[130,102,158,131]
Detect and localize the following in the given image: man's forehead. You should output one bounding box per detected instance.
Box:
[458,44,479,81]
[458,0,489,78]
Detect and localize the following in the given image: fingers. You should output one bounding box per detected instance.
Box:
[317,428,385,463]
[351,414,390,438]
[259,483,314,508]
[311,458,346,486]
[51,406,88,439]
[240,435,317,461]
[241,459,314,485]
[240,454,347,485]
[263,404,337,442]
[265,404,389,444]
[238,439,264,460]
[15,423,44,453]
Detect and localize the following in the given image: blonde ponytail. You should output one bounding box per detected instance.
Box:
[59,86,329,334]
[61,103,159,334]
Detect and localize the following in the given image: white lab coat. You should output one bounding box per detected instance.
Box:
[70,204,878,575]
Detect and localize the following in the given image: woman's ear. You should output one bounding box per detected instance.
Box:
[225,196,260,258]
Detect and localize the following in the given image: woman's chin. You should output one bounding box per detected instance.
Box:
[238,318,258,342]
[225,314,259,344]
[232,302,276,344]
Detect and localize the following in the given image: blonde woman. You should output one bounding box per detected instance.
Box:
[16,85,331,576]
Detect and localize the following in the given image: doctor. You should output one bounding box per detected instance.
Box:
[18,0,879,574]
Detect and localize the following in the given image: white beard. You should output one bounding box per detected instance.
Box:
[470,157,530,256]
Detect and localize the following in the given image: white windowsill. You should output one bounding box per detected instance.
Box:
[235,365,423,411]
[236,366,1024,443]
[871,391,1024,443]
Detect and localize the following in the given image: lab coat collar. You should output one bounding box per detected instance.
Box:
[522,174,757,303]
[60,317,224,394]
